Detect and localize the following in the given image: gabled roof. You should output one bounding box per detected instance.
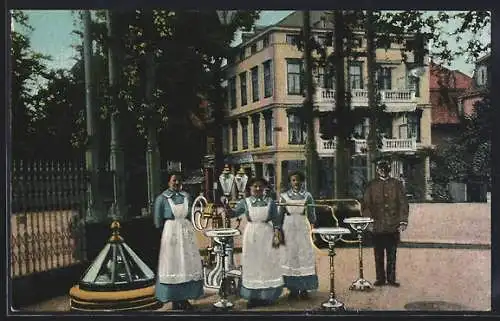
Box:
[475,52,490,65]
[274,11,334,29]
[238,11,334,49]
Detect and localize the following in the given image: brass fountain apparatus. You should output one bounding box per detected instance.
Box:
[190,164,248,309]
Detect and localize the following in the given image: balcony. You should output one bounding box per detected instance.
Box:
[316,136,417,157]
[314,88,417,112]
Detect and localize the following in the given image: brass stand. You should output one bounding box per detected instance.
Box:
[344,218,374,291]
[204,228,240,310]
[312,227,351,312]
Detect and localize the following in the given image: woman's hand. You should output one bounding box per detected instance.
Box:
[272,229,283,248]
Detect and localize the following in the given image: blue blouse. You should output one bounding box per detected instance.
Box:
[279,189,317,225]
[153,189,192,228]
[232,196,282,229]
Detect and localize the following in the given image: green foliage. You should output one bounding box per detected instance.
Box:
[431,96,491,199]
[11,10,51,159]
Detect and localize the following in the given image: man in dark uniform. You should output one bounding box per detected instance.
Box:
[362,159,409,287]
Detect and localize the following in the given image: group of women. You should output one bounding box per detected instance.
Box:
[153,170,318,310]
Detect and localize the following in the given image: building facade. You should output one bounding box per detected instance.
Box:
[429,63,472,148]
[458,53,490,116]
[220,11,433,200]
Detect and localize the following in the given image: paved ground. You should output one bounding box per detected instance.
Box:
[18,202,491,312]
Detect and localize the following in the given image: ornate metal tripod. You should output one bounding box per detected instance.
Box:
[312,227,351,312]
[344,217,374,291]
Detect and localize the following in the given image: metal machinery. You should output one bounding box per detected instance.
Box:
[191,164,247,296]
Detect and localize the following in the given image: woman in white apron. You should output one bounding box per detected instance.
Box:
[231,177,284,309]
[279,171,318,300]
[153,173,203,310]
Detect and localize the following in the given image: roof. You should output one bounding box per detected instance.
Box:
[236,11,334,50]
[274,11,334,29]
[475,52,491,65]
[429,62,473,90]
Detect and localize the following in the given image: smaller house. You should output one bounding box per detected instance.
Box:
[458,53,490,116]
[429,62,473,148]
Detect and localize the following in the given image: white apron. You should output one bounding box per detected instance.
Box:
[241,199,284,289]
[157,196,203,284]
[280,193,316,277]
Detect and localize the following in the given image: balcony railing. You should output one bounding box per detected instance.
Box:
[316,136,417,155]
[314,88,417,111]
[382,138,417,152]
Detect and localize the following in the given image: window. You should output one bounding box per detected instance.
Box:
[477,66,487,86]
[264,111,273,146]
[349,63,363,89]
[228,77,236,109]
[287,60,303,95]
[231,121,238,151]
[377,67,392,90]
[263,60,273,98]
[287,112,305,145]
[240,118,249,150]
[314,66,335,89]
[263,34,270,48]
[407,65,420,97]
[251,43,257,54]
[222,125,229,153]
[353,118,369,139]
[286,34,299,46]
[409,75,420,97]
[315,67,325,88]
[352,37,362,48]
[458,99,464,116]
[252,114,260,148]
[239,72,247,106]
[239,48,245,61]
[315,35,326,45]
[407,112,421,142]
[251,66,259,102]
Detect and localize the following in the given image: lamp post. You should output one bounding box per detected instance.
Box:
[213,10,238,202]
[234,167,249,199]
[82,10,103,223]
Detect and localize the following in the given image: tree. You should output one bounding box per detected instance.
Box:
[11,10,51,159]
[68,10,259,168]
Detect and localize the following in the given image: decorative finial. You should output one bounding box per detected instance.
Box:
[109,220,123,242]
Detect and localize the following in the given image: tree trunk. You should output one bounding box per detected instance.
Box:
[334,10,350,198]
[302,11,320,198]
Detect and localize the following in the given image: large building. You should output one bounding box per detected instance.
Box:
[220,11,433,200]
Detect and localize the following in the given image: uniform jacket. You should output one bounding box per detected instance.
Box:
[362,177,409,233]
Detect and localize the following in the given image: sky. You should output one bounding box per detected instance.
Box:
[14,10,490,76]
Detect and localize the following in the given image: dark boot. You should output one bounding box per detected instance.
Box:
[299,290,310,300]
[181,300,194,310]
[288,290,299,300]
[246,300,259,309]
[172,301,183,310]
